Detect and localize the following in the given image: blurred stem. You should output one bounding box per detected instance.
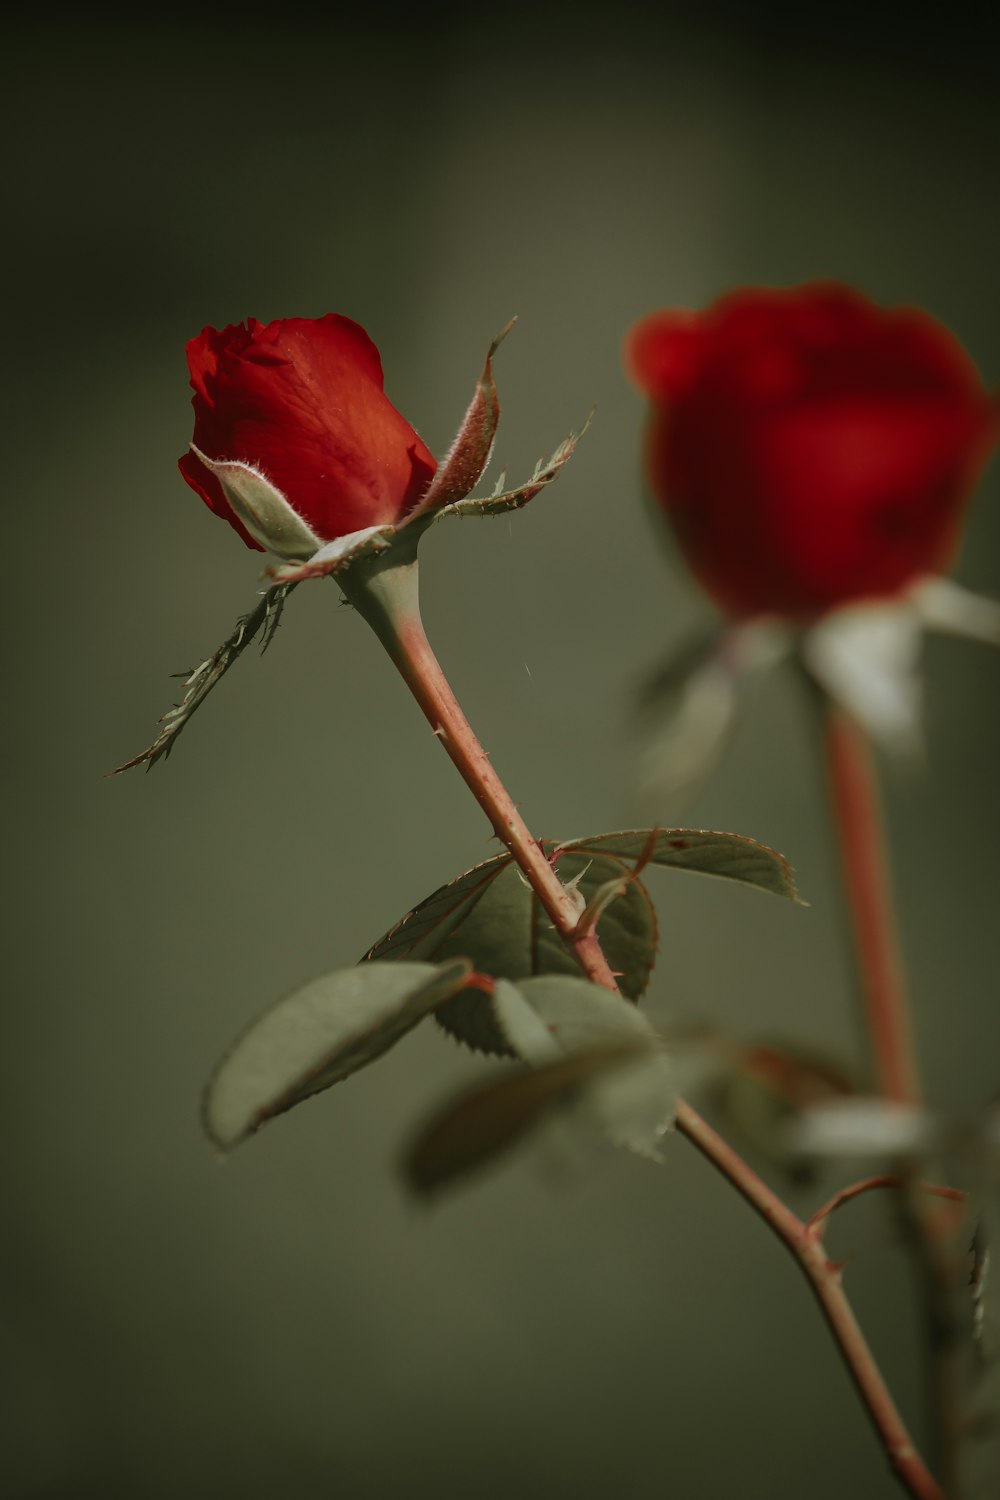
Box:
[341,547,943,1500]
[817,694,958,1493]
[820,702,921,1104]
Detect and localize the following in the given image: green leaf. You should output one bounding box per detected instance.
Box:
[405,1043,647,1195]
[666,1027,854,1179]
[203,958,472,1152]
[494,977,676,1158]
[362,828,797,1054]
[404,975,677,1194]
[360,852,507,963]
[556,828,800,903]
[362,847,657,1055]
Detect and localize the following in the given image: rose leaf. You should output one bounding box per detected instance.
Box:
[404,974,676,1194]
[361,847,657,1055]
[203,957,472,1152]
[555,828,800,903]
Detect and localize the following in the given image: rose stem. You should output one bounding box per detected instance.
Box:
[820,704,920,1104]
[818,697,958,1491]
[341,549,943,1500]
[340,548,617,991]
[675,1102,945,1500]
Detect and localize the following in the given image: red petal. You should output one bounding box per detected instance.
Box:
[184,314,436,545]
[625,310,706,399]
[631,283,998,617]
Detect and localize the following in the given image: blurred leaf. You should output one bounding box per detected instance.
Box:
[638,628,729,710]
[494,976,677,1158]
[109,583,295,774]
[801,599,924,756]
[406,973,677,1193]
[204,958,472,1152]
[632,622,791,819]
[792,1099,936,1160]
[556,828,800,902]
[711,1036,854,1109]
[634,634,739,819]
[362,847,657,1055]
[946,1107,1000,1497]
[664,1029,854,1182]
[717,1041,851,1178]
[964,1195,1000,1499]
[914,576,1000,647]
[405,1041,645,1195]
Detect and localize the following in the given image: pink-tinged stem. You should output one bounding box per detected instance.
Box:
[342,550,943,1500]
[676,1103,945,1500]
[822,706,921,1105]
[807,1178,966,1242]
[339,550,617,993]
[819,700,958,1490]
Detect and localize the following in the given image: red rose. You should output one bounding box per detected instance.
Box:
[625,284,998,618]
[178,314,437,557]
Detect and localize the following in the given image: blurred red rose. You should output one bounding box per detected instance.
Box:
[179,314,437,555]
[625,284,998,618]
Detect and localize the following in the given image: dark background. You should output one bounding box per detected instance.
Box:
[5,8,999,1498]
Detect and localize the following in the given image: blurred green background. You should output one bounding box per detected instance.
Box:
[6,7,999,1498]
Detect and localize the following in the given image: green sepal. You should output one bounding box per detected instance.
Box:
[109,582,295,775]
[435,415,592,519]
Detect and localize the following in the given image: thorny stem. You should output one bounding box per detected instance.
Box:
[675,1104,945,1500]
[339,549,619,993]
[820,701,961,1492]
[342,551,943,1500]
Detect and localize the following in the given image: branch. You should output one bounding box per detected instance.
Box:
[819,694,961,1489]
[675,1104,946,1500]
[342,552,945,1500]
[807,1177,967,1242]
[822,704,920,1104]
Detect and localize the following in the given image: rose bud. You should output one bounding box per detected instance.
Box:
[178,314,437,559]
[625,284,998,619]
